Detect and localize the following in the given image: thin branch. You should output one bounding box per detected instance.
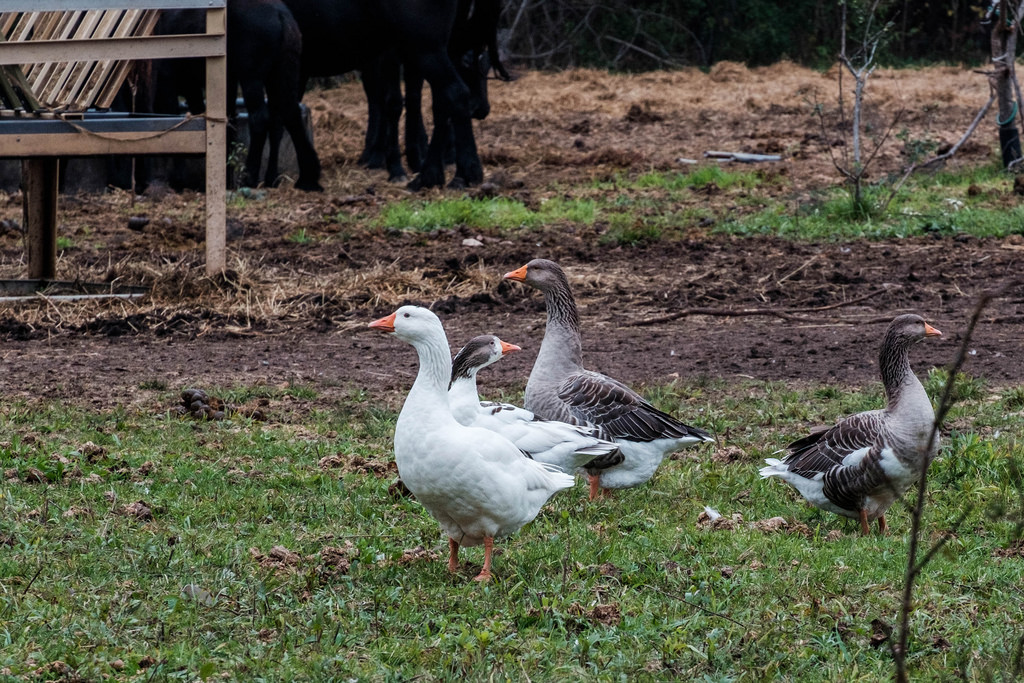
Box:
[602,35,683,69]
[626,286,892,327]
[893,278,1023,682]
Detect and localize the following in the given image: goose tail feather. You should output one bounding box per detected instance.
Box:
[759,458,788,479]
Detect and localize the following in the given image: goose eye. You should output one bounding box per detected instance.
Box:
[403,312,410,318]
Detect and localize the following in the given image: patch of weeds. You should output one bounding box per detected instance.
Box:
[213,383,318,406]
[139,379,167,391]
[56,236,74,250]
[599,213,662,246]
[718,185,1024,240]
[288,228,314,245]
[683,165,762,190]
[896,128,940,166]
[228,141,248,182]
[925,367,986,403]
[1001,386,1024,410]
[379,196,597,232]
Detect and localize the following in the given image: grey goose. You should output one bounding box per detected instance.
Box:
[503,258,715,500]
[760,314,943,534]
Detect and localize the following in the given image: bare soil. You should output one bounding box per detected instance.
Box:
[0,63,1021,409]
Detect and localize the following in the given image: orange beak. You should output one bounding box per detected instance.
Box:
[499,340,521,355]
[503,264,528,282]
[368,312,397,333]
[924,322,942,338]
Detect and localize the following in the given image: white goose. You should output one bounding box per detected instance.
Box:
[504,259,715,500]
[760,314,943,534]
[448,334,623,474]
[369,305,575,581]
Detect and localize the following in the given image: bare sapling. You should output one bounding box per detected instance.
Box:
[823,0,902,215]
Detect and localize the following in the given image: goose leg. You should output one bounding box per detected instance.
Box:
[858,509,871,536]
[473,537,493,582]
[447,538,460,573]
[877,515,888,535]
[588,474,601,501]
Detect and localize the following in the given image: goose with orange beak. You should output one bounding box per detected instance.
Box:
[761,314,943,534]
[503,258,715,500]
[368,305,574,581]
[448,334,622,474]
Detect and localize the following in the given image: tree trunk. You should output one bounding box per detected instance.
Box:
[992,0,1022,167]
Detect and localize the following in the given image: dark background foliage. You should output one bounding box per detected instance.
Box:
[499,1,991,69]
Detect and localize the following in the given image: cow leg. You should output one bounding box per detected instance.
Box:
[448,104,482,188]
[409,51,481,190]
[358,63,386,169]
[239,79,268,188]
[267,60,321,192]
[380,58,406,182]
[403,63,428,172]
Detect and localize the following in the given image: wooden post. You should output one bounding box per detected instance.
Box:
[204,5,227,276]
[22,158,59,280]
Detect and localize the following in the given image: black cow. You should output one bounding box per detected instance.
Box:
[359,0,507,179]
[228,0,321,190]
[281,0,494,189]
[148,0,320,191]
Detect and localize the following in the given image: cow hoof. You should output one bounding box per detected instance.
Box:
[447,176,467,189]
[295,178,324,192]
[388,173,409,184]
[407,172,444,191]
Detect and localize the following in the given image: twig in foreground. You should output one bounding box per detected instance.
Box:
[893,278,1022,682]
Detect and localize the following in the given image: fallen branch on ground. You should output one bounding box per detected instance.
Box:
[625,286,892,327]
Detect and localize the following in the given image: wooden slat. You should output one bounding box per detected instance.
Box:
[84,8,144,109]
[0,32,226,65]
[2,1,223,11]
[0,13,20,37]
[25,12,75,86]
[92,9,160,108]
[6,62,42,111]
[3,129,208,155]
[52,10,107,108]
[29,11,81,103]
[9,11,42,42]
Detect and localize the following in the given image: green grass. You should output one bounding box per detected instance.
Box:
[716,162,1024,241]
[287,228,314,245]
[353,163,1024,244]
[2,376,1023,680]
[376,197,597,232]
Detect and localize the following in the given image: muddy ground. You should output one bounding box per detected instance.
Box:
[0,63,1021,410]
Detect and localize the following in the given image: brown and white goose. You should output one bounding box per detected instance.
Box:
[449,334,623,474]
[503,259,715,500]
[760,314,943,534]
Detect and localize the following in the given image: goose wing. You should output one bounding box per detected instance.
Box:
[556,370,712,443]
[782,410,884,478]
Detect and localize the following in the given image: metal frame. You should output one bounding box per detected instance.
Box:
[0,0,227,278]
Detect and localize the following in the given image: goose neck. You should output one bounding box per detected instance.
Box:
[407,338,456,415]
[879,339,915,408]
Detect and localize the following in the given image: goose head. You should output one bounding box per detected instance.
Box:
[503,258,569,293]
[885,313,943,349]
[451,335,521,384]
[368,305,446,345]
